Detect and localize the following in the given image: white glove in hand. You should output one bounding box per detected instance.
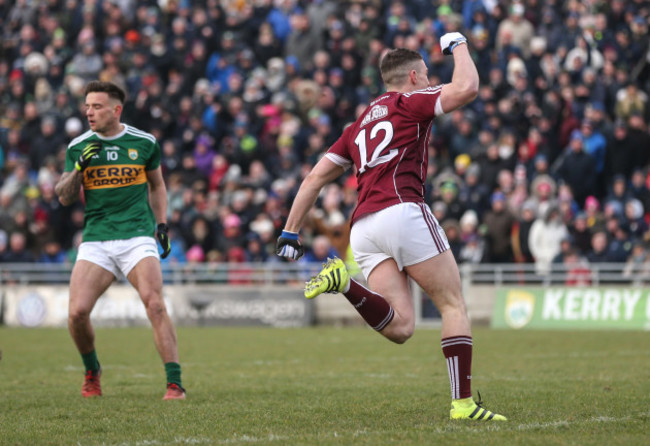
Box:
[440,32,468,55]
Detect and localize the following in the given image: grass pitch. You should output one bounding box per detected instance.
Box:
[1,326,649,445]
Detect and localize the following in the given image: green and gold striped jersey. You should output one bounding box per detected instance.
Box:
[64,124,161,242]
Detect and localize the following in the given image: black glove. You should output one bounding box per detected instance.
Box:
[276,230,304,260]
[156,223,171,259]
[75,141,103,171]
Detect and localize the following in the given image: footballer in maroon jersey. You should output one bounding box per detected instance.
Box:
[277,33,507,421]
[326,85,443,225]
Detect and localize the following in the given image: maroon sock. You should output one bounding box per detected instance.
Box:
[441,336,473,399]
[344,279,395,331]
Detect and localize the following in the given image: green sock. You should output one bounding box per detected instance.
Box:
[164,362,182,386]
[81,350,100,372]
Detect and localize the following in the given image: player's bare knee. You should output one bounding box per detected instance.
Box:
[143,296,166,319]
[384,322,414,344]
[438,294,467,315]
[68,308,90,326]
[388,329,413,344]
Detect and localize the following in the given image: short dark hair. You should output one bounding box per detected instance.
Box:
[84,81,126,104]
[379,48,424,86]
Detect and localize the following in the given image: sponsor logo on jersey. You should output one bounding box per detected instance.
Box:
[128,148,138,160]
[360,105,388,127]
[83,164,147,189]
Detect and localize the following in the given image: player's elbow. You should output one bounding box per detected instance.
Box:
[468,86,479,102]
[57,195,72,206]
[57,192,79,207]
[303,170,328,193]
[444,82,479,112]
[458,81,479,103]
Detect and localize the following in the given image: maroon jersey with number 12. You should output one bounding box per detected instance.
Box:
[326,85,444,226]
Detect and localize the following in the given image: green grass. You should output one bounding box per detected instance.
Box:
[1,326,649,445]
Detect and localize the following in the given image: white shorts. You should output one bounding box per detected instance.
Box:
[76,236,160,278]
[350,202,450,280]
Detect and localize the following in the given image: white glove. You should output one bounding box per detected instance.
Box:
[440,32,468,55]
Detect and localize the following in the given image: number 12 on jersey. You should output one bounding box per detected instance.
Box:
[354,121,399,173]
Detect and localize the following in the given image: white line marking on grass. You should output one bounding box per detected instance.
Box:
[513,413,650,431]
[517,350,639,360]
[363,373,393,379]
[110,412,650,445]
[251,359,302,366]
[511,420,570,431]
[133,373,155,379]
[480,411,650,433]
[491,375,622,382]
[112,436,278,445]
[214,434,289,444]
[64,364,136,372]
[208,412,650,443]
[591,416,618,422]
[172,436,222,444]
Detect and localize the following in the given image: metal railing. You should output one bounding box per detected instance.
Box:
[0,262,647,286]
[459,262,650,286]
[0,262,323,285]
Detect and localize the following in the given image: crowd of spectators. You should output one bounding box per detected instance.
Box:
[1,0,650,281]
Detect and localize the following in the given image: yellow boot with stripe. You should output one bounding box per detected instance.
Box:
[450,393,507,421]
